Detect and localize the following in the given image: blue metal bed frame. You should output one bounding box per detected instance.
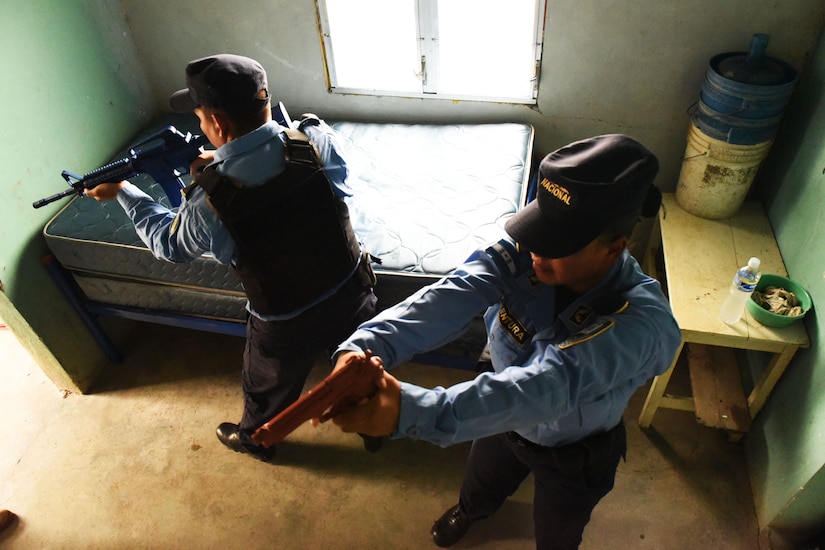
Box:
[44,254,487,371]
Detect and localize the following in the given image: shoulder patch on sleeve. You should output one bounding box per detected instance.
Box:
[558,318,615,350]
[485,239,519,276]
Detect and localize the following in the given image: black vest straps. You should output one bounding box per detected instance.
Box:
[196,130,362,315]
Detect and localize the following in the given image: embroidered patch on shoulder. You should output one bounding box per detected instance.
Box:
[486,240,519,276]
[558,318,615,350]
[568,305,592,327]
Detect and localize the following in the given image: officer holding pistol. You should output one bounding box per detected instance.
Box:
[330,135,682,549]
[86,54,379,461]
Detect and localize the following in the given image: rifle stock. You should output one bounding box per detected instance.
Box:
[251,351,381,448]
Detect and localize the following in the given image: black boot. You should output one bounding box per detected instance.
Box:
[360,433,384,453]
[216,422,276,462]
[431,504,473,547]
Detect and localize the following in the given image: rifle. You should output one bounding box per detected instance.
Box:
[33,125,209,209]
[252,351,381,448]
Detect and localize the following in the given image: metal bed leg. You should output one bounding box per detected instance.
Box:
[42,255,123,363]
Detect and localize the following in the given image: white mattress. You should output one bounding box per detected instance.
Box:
[44,114,534,327]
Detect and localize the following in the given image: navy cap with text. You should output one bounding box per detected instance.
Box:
[169,54,270,115]
[505,134,661,258]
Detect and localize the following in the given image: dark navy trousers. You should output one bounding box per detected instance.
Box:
[459,421,626,550]
[237,276,377,448]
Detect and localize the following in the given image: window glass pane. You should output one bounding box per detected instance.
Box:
[325,0,421,92]
[437,0,538,98]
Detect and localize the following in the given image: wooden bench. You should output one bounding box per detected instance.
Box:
[638,194,810,436]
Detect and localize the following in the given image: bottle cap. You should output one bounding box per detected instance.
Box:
[748,257,761,270]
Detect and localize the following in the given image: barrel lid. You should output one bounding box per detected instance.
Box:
[711,34,796,86]
[717,53,786,85]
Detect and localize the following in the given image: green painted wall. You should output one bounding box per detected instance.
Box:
[748,33,825,542]
[0,0,155,392]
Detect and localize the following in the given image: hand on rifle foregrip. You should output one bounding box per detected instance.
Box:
[250,350,383,448]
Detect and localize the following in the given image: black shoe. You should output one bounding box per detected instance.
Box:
[360,434,384,453]
[431,504,473,547]
[216,422,276,462]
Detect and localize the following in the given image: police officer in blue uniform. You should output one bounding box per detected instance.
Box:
[329,134,682,549]
[86,54,379,461]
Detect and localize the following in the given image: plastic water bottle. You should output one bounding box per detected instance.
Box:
[719,257,762,324]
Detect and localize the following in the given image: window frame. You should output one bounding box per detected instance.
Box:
[316,0,546,105]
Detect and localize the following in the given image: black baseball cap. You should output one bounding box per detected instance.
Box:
[505,134,661,258]
[169,54,270,115]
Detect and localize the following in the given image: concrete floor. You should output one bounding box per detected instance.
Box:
[0,321,763,549]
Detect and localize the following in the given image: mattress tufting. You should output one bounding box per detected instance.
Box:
[43,113,534,331]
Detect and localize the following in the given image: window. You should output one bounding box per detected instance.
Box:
[317,0,546,104]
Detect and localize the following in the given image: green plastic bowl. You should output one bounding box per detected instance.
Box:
[746,274,812,328]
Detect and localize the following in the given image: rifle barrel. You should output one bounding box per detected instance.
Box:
[32,188,78,209]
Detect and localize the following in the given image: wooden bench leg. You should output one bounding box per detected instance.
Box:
[748,345,799,419]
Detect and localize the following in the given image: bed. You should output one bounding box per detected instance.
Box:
[42,112,535,368]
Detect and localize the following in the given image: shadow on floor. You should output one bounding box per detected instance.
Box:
[1,322,761,549]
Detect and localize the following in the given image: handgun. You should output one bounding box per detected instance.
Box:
[251,351,381,448]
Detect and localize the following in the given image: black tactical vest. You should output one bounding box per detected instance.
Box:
[195,129,361,315]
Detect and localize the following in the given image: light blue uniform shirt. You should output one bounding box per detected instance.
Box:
[336,238,681,448]
[116,118,359,321]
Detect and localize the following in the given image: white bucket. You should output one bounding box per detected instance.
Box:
[675,123,773,219]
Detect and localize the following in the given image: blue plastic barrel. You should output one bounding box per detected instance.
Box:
[702,53,797,119]
[691,34,797,145]
[692,99,783,145]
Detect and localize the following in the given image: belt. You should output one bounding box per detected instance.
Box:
[250,268,371,326]
[505,421,625,474]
